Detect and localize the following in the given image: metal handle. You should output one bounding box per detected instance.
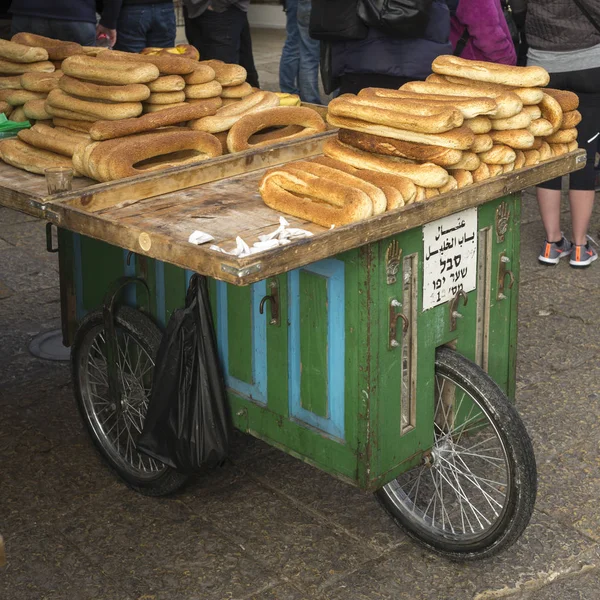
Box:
[389,298,409,349]
[45,222,58,253]
[259,279,280,326]
[449,289,468,331]
[497,251,515,300]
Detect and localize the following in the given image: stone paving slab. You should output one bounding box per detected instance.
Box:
[319,512,598,600]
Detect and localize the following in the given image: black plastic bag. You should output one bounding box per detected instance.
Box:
[357,0,433,38]
[137,274,230,472]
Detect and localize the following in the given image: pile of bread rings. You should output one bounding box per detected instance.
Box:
[259,55,581,228]
[0,34,326,181]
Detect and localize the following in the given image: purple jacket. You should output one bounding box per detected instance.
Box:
[450,0,516,65]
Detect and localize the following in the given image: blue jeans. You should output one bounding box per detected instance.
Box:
[279,0,321,104]
[11,16,96,46]
[114,2,176,53]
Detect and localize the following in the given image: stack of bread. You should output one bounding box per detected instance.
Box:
[259,56,582,227]
[0,37,56,121]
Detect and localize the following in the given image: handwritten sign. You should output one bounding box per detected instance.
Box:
[422,208,477,311]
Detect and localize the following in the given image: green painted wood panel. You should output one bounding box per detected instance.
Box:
[227,284,253,383]
[299,270,328,418]
[164,263,187,324]
[80,236,124,311]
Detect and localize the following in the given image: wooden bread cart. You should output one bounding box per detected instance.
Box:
[0,134,586,559]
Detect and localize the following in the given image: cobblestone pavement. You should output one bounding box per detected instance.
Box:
[2,28,600,600]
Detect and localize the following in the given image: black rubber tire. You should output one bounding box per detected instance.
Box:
[376,346,537,560]
[72,306,189,496]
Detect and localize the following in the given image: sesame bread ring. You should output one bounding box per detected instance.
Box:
[185,80,222,99]
[61,54,159,85]
[184,65,216,85]
[146,90,186,105]
[147,75,185,92]
[259,166,373,227]
[59,74,151,102]
[323,137,450,188]
[336,128,463,167]
[189,90,279,133]
[11,33,82,61]
[200,60,246,86]
[85,129,222,182]
[539,93,563,135]
[226,106,326,153]
[47,89,143,120]
[221,81,253,99]
[20,70,63,93]
[293,159,387,215]
[562,110,582,129]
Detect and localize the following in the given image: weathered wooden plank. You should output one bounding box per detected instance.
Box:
[45,150,585,286]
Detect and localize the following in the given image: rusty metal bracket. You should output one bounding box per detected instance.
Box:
[259,278,280,326]
[449,289,468,332]
[45,222,59,253]
[497,252,515,300]
[389,298,409,349]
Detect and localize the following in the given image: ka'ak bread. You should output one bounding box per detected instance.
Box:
[61,54,159,85]
[358,87,498,119]
[147,75,186,92]
[0,58,54,74]
[328,93,464,133]
[0,137,79,175]
[337,129,463,166]
[47,88,143,120]
[90,97,222,140]
[11,32,83,61]
[20,70,62,92]
[426,73,544,106]
[544,88,579,112]
[199,60,246,86]
[326,113,475,150]
[0,38,48,63]
[561,110,582,129]
[400,80,523,119]
[539,93,563,134]
[189,90,279,133]
[259,165,375,228]
[18,123,88,157]
[98,49,199,75]
[431,54,550,87]
[226,106,326,153]
[311,155,414,208]
[22,98,51,120]
[0,75,22,89]
[323,138,450,188]
[59,74,150,102]
[82,129,223,182]
[52,117,94,133]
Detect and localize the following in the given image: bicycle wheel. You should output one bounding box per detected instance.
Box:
[72,306,189,496]
[377,346,537,560]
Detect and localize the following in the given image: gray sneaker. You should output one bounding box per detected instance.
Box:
[570,242,598,268]
[538,236,573,265]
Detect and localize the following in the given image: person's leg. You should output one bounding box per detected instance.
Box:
[279,0,300,95]
[49,19,96,46]
[114,4,152,52]
[239,16,259,88]
[296,0,321,104]
[183,6,202,53]
[146,2,177,49]
[194,7,245,64]
[536,186,563,243]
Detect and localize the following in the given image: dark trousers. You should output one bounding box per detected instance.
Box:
[537,66,600,191]
[11,15,96,45]
[114,2,176,53]
[184,7,259,88]
[339,73,413,95]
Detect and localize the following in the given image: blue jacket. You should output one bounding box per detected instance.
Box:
[10,0,123,29]
[332,0,453,80]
